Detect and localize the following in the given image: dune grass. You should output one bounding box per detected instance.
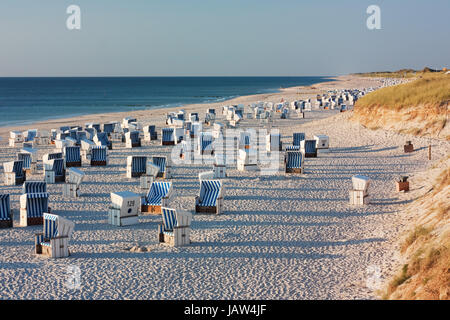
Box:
[355,74,450,111]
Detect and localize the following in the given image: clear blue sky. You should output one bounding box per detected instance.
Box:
[0,0,448,76]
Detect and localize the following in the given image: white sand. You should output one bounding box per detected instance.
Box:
[1,75,448,299]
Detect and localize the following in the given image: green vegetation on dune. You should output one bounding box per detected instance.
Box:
[356,74,450,110]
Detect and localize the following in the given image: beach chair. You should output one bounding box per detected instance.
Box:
[19,192,50,226]
[161,128,176,145]
[126,156,147,178]
[84,127,96,140]
[43,158,65,183]
[3,160,26,186]
[213,153,227,178]
[0,194,13,229]
[293,133,305,147]
[17,151,36,175]
[349,175,370,205]
[190,123,201,139]
[141,181,173,214]
[23,181,47,194]
[63,168,85,198]
[90,146,108,166]
[143,125,158,141]
[23,129,38,143]
[195,179,224,214]
[35,213,75,258]
[94,132,112,150]
[103,123,115,136]
[198,132,214,155]
[158,207,192,247]
[237,149,258,171]
[301,140,317,158]
[285,151,304,174]
[140,162,159,190]
[35,130,51,145]
[9,131,24,147]
[80,138,95,161]
[314,135,329,150]
[266,133,282,152]
[108,191,140,226]
[125,131,141,148]
[152,156,171,179]
[122,117,137,128]
[64,146,82,168]
[189,112,199,122]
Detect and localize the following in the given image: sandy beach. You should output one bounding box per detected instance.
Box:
[1,75,448,299]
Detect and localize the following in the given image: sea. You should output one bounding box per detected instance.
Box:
[0,76,333,127]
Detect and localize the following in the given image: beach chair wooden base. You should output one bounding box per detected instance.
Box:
[90,160,107,166]
[108,208,139,226]
[162,141,175,146]
[35,236,70,258]
[396,181,410,192]
[404,144,414,153]
[304,152,317,158]
[285,167,303,174]
[130,172,146,178]
[349,190,370,205]
[65,161,82,168]
[195,205,219,214]
[55,175,66,183]
[0,218,13,229]
[159,227,191,247]
[141,205,162,215]
[21,215,44,227]
[4,173,26,186]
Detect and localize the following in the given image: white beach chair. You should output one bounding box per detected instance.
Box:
[349,175,371,205]
[158,207,192,247]
[35,213,75,258]
[3,160,26,186]
[63,167,85,198]
[108,191,140,226]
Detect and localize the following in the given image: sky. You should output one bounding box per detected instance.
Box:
[0,0,448,76]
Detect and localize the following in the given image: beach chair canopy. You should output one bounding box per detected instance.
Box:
[152,156,167,174]
[0,194,11,221]
[20,192,49,218]
[81,138,95,151]
[198,180,222,207]
[199,132,213,151]
[103,123,115,134]
[94,133,110,147]
[67,167,85,185]
[91,146,107,162]
[64,146,81,163]
[44,158,65,176]
[293,133,306,146]
[144,181,172,206]
[146,162,160,178]
[23,129,37,142]
[126,131,140,143]
[37,213,75,247]
[286,151,303,169]
[162,128,175,142]
[17,153,32,169]
[22,181,47,194]
[3,160,24,177]
[129,156,147,174]
[303,140,317,153]
[352,175,370,192]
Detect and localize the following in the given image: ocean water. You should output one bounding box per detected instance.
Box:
[0,77,333,127]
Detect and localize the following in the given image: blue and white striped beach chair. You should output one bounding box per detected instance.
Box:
[293,133,305,147]
[285,151,304,174]
[84,127,96,140]
[17,152,33,172]
[35,213,75,258]
[22,181,47,194]
[126,156,147,178]
[125,130,141,148]
[23,129,37,142]
[0,194,13,229]
[158,207,192,247]
[301,140,317,158]
[195,179,223,214]
[141,181,173,214]
[143,125,157,141]
[43,157,65,183]
[3,160,25,185]
[198,132,214,155]
[152,156,170,178]
[19,192,50,226]
[90,146,107,166]
[64,146,82,167]
[161,128,175,145]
